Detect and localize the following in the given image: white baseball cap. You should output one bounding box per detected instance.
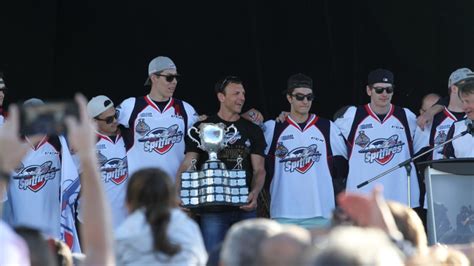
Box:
[87,95,114,118]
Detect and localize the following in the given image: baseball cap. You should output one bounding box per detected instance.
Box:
[448,68,474,88]
[368,68,394,85]
[287,73,313,93]
[87,95,114,118]
[144,56,177,86]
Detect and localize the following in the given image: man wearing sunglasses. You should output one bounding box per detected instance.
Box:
[116,56,200,179]
[263,73,348,229]
[176,76,266,251]
[335,69,421,208]
[84,95,128,230]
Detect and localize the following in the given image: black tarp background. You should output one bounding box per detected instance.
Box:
[1,0,473,119]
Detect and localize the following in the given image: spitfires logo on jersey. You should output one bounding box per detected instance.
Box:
[137,124,183,154]
[278,144,321,174]
[100,157,128,185]
[358,135,404,165]
[12,161,60,192]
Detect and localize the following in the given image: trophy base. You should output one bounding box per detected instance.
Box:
[180,167,248,208]
[202,160,226,170]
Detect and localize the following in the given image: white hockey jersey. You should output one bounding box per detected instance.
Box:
[335,104,420,207]
[264,114,347,219]
[444,119,474,158]
[7,136,62,238]
[117,96,199,180]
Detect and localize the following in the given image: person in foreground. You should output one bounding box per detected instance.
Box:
[115,168,207,265]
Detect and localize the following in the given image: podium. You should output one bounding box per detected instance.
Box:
[418,159,474,245]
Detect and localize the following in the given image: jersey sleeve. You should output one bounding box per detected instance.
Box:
[404,108,425,153]
[263,120,276,155]
[183,101,200,128]
[334,106,357,139]
[329,121,348,159]
[413,123,431,154]
[116,97,136,128]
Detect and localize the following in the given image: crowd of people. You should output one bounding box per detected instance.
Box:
[0,57,473,265]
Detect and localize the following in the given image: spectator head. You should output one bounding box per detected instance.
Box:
[406,245,470,266]
[387,201,427,251]
[14,227,57,266]
[303,226,404,266]
[257,225,311,266]
[126,168,180,256]
[220,218,282,266]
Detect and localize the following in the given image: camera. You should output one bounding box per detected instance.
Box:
[20,101,79,136]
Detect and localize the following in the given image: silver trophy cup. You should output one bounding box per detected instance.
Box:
[181,123,248,207]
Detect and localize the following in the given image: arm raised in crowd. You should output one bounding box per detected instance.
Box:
[65,94,115,265]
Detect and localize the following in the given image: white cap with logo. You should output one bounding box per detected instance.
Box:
[87,95,114,118]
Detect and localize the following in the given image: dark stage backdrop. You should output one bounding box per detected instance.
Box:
[1,0,473,119]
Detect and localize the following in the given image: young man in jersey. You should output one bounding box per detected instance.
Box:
[335,69,421,207]
[263,73,348,229]
[417,68,474,129]
[414,72,467,160]
[6,99,63,239]
[444,78,474,158]
[116,56,200,179]
[176,76,266,251]
[85,95,128,229]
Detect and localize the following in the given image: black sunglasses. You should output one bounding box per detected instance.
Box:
[155,74,180,83]
[95,112,118,124]
[291,93,314,101]
[372,86,394,94]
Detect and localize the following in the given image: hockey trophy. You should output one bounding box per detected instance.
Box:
[180,123,249,208]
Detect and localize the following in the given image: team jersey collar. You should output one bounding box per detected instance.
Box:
[25,135,48,151]
[145,95,174,113]
[286,114,318,132]
[96,131,121,143]
[442,107,463,121]
[365,104,394,124]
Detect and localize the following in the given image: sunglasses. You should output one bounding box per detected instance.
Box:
[291,93,314,101]
[372,86,394,94]
[95,113,118,124]
[155,74,180,83]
